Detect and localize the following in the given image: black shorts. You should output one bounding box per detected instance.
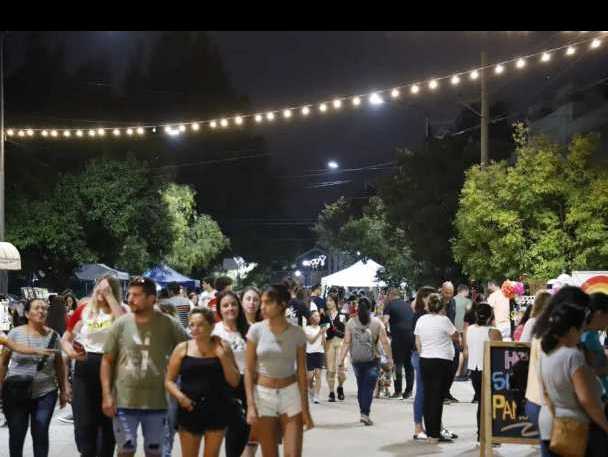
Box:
[307,352,323,371]
[177,397,234,435]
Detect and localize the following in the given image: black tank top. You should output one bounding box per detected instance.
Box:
[179,355,230,401]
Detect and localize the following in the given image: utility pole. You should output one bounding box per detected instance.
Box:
[0,32,6,295]
[480,50,489,167]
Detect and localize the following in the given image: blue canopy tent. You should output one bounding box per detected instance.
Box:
[143,264,196,290]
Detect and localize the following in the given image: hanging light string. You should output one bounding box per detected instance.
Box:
[4,34,606,140]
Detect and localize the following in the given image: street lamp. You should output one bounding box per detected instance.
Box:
[294,270,302,278]
[327,160,339,170]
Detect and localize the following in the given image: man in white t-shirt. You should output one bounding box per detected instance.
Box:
[487,280,511,341]
[197,276,215,308]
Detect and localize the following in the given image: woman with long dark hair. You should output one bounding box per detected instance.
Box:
[338,297,392,426]
[241,287,263,326]
[213,290,253,457]
[538,303,608,457]
[245,284,312,457]
[411,286,436,440]
[0,298,68,457]
[322,293,348,402]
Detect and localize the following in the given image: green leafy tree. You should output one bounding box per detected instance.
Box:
[162,183,230,275]
[452,129,608,282]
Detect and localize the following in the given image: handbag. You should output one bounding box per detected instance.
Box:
[541,361,589,457]
[3,331,58,405]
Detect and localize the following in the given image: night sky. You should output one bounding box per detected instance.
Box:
[7,31,608,248]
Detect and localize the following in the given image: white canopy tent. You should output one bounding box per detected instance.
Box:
[0,242,21,270]
[321,259,386,289]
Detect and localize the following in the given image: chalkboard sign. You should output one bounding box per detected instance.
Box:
[481,341,539,456]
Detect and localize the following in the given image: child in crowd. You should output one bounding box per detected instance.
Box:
[305,310,326,404]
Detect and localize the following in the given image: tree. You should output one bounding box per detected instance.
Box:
[161,183,230,275]
[8,157,175,287]
[452,128,608,282]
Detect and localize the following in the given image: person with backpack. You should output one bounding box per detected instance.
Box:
[338,297,392,426]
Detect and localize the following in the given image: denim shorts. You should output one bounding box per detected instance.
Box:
[254,383,302,418]
[113,408,167,456]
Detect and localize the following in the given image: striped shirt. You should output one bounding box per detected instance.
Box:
[6,326,60,399]
[167,296,192,328]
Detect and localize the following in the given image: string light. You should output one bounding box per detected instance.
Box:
[6,34,606,141]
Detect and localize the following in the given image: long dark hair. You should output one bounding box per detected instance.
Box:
[326,293,339,311]
[541,303,586,353]
[263,284,291,309]
[413,286,436,314]
[216,290,249,339]
[358,297,371,325]
[240,286,263,323]
[475,303,494,326]
[532,286,589,339]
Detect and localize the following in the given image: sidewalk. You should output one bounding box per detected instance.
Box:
[0,374,540,456]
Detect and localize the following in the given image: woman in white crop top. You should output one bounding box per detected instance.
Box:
[464,303,502,442]
[61,274,126,457]
[245,284,312,457]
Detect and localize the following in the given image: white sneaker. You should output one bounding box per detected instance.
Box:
[413,431,428,441]
[313,395,320,404]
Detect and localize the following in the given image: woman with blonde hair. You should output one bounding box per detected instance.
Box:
[61,274,127,457]
[519,289,551,344]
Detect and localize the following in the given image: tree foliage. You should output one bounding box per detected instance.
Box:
[452,128,608,282]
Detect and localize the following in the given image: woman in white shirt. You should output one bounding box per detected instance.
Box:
[464,303,502,442]
[213,290,252,457]
[305,310,326,404]
[519,290,551,344]
[414,293,459,443]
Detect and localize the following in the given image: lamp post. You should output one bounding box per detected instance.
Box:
[0,32,7,294]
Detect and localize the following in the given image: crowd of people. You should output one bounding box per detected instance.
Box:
[0,273,607,457]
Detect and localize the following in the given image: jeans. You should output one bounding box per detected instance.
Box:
[4,390,57,457]
[411,352,424,424]
[420,358,451,438]
[525,400,540,434]
[352,360,380,416]
[391,334,413,394]
[162,394,179,457]
[73,353,115,457]
[470,369,482,441]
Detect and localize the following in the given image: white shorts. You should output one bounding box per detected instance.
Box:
[254,383,302,418]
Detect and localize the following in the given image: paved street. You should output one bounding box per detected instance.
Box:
[1,375,540,456]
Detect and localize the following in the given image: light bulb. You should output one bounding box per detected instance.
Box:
[283,109,292,118]
[369,92,384,105]
[255,114,263,123]
[428,79,438,90]
[210,121,217,129]
[451,75,460,85]
[591,39,601,49]
[41,130,48,137]
[352,96,361,106]
[126,128,134,136]
[235,116,243,125]
[220,119,229,127]
[76,130,84,137]
[516,58,526,69]
[63,130,71,137]
[87,129,95,137]
[470,70,479,80]
[18,130,25,137]
[136,127,144,135]
[26,129,34,137]
[164,126,171,133]
[333,99,342,109]
[6,129,14,136]
[495,64,505,75]
[566,46,576,56]
[192,123,200,131]
[411,84,420,94]
[113,129,121,136]
[178,125,186,132]
[391,88,400,98]
[301,106,310,116]
[541,52,551,62]
[319,103,328,112]
[266,112,275,121]
[97,128,105,136]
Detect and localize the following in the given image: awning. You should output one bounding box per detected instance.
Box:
[75,263,130,281]
[0,242,21,270]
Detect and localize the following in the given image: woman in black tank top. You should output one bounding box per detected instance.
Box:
[166,308,240,457]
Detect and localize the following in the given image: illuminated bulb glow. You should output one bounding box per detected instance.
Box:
[235,116,243,125]
[495,64,504,74]
[352,96,361,106]
[76,130,83,137]
[63,130,71,137]
[51,130,58,137]
[192,123,200,131]
[411,84,420,94]
[87,130,95,137]
[428,80,438,90]
[566,46,576,55]
[125,128,133,136]
[136,127,144,135]
[113,129,121,136]
[18,130,25,137]
[470,70,479,80]
[283,109,292,118]
[333,99,342,109]
[210,121,217,129]
[97,129,105,136]
[369,93,384,105]
[6,129,14,136]
[26,129,34,137]
[301,106,310,115]
[391,88,400,98]
[266,112,275,121]
[220,119,229,127]
[41,130,48,137]
[178,125,186,132]
[541,52,551,62]
[591,39,601,49]
[255,114,263,123]
[516,58,526,69]
[319,103,328,112]
[451,75,460,85]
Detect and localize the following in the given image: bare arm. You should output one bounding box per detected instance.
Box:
[165,342,193,411]
[305,327,323,344]
[0,347,11,385]
[100,354,116,417]
[0,335,55,357]
[217,341,240,388]
[378,324,393,361]
[338,325,352,367]
[572,366,608,433]
[244,339,258,425]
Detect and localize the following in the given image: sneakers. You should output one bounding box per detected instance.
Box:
[337,386,345,401]
[328,392,336,402]
[313,395,320,404]
[360,414,373,426]
[438,436,454,443]
[413,431,428,441]
[441,428,458,440]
